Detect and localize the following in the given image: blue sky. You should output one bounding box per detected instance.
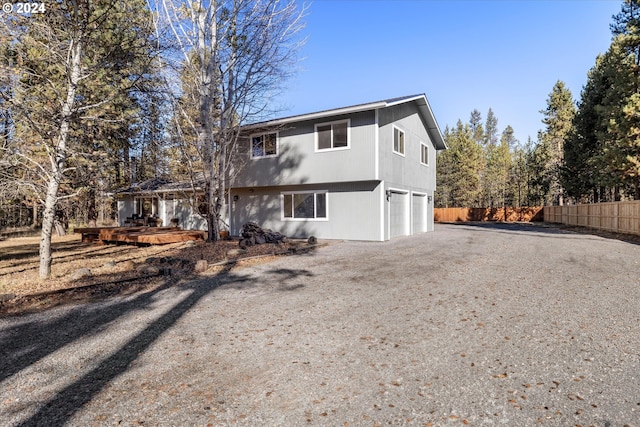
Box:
[274,0,622,145]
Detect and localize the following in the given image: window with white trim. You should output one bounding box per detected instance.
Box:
[251,132,277,158]
[420,142,429,165]
[393,126,405,155]
[315,120,349,150]
[282,191,327,219]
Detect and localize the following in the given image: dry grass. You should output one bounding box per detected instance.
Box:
[0,232,313,315]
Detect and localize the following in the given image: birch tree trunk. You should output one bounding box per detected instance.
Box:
[157,0,305,242]
[39,37,83,279]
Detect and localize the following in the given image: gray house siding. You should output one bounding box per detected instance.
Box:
[377,103,437,238]
[230,181,383,241]
[235,110,377,188]
[114,95,444,242]
[378,103,435,191]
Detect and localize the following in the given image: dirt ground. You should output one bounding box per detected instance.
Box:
[2,223,640,426]
[0,232,310,315]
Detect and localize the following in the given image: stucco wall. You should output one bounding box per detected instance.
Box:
[234,110,377,188]
[230,181,383,241]
[378,103,436,194]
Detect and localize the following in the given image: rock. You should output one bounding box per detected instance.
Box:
[0,293,16,303]
[194,260,208,273]
[104,261,117,268]
[122,260,136,270]
[70,268,92,281]
[136,265,160,275]
[239,222,286,246]
[185,240,196,247]
[226,248,245,257]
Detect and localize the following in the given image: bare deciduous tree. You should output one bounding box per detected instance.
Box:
[156,0,306,241]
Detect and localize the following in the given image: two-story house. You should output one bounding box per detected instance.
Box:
[229,94,446,241]
[116,94,446,241]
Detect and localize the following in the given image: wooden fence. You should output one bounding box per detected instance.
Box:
[544,201,640,236]
[434,207,544,223]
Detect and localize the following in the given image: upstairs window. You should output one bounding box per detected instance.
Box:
[282,191,327,220]
[315,120,349,151]
[251,132,278,158]
[420,142,429,165]
[393,126,405,155]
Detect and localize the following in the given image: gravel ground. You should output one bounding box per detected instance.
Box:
[1,223,640,426]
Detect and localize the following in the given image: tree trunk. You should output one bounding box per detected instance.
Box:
[39,37,82,279]
[194,0,219,242]
[31,200,38,228]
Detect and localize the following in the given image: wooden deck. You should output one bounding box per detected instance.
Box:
[74,226,205,245]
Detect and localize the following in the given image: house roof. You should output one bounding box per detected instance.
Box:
[117,177,204,195]
[244,94,447,150]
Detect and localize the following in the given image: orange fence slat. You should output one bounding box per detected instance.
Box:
[434,207,544,223]
[542,200,640,237]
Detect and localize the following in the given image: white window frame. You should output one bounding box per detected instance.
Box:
[393,125,405,156]
[250,131,279,158]
[420,141,429,166]
[281,190,329,221]
[315,119,350,152]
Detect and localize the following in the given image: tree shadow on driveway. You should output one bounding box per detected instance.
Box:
[0,260,316,427]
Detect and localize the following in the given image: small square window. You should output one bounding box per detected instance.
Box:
[394,127,405,155]
[316,193,327,218]
[251,133,278,157]
[294,193,315,218]
[283,194,293,218]
[316,120,350,150]
[421,143,429,165]
[333,122,348,148]
[317,125,332,150]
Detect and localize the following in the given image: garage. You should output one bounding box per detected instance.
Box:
[412,193,427,234]
[389,190,409,238]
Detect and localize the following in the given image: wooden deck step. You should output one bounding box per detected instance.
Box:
[75,226,205,245]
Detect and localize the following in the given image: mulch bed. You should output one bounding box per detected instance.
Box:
[0,237,321,316]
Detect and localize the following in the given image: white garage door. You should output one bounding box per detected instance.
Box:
[412,194,427,234]
[390,191,409,238]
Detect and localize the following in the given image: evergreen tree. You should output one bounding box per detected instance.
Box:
[469,109,484,145]
[539,81,575,205]
[511,139,533,207]
[484,108,499,147]
[485,126,514,208]
[481,108,499,206]
[1,0,160,277]
[563,52,611,202]
[435,120,483,207]
[529,133,553,205]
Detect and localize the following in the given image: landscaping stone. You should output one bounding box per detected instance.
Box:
[0,293,15,303]
[226,248,245,257]
[194,260,208,273]
[136,265,160,275]
[69,268,92,281]
[122,260,136,270]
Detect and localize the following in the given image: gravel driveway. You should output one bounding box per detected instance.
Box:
[2,223,640,426]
